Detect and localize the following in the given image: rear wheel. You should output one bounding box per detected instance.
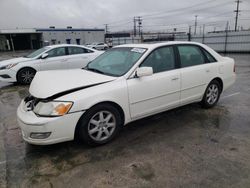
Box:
[17,68,36,85]
[201,80,221,108]
[78,104,122,146]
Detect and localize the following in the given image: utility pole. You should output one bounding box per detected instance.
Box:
[137,16,142,39]
[225,21,229,53]
[234,0,241,31]
[133,16,143,38]
[194,15,198,35]
[104,24,109,34]
[202,24,205,43]
[133,17,137,36]
[188,26,191,41]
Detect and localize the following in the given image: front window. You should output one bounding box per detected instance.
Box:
[25,47,50,58]
[87,47,147,76]
[140,46,175,73]
[47,47,66,58]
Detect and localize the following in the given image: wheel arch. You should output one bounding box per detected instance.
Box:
[210,77,223,93]
[16,67,37,79]
[74,101,125,139]
[16,66,37,82]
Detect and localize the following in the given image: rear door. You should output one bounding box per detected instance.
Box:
[127,46,181,119]
[40,47,68,70]
[66,46,97,69]
[177,45,212,105]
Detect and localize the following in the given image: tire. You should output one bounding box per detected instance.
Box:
[201,80,221,108]
[16,68,36,85]
[78,103,123,146]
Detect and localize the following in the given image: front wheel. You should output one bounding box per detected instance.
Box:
[201,80,221,108]
[78,104,122,146]
[16,68,36,85]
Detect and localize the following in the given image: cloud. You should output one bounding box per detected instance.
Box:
[0,0,249,32]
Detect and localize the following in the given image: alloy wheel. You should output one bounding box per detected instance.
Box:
[21,70,35,84]
[206,84,219,105]
[87,111,116,142]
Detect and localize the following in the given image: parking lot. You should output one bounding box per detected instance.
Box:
[0,53,250,188]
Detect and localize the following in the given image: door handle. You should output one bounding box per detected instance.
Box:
[206,69,210,73]
[61,59,68,62]
[171,77,179,81]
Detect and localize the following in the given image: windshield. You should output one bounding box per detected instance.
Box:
[87,47,147,77]
[25,47,50,58]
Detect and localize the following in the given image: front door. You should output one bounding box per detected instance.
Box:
[40,47,68,70]
[127,46,181,119]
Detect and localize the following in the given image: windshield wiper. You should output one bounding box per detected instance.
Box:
[85,67,105,74]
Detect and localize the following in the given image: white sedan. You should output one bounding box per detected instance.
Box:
[0,44,103,84]
[87,42,109,50]
[17,42,236,146]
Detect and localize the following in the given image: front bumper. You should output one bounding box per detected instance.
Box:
[0,69,17,82]
[17,100,84,145]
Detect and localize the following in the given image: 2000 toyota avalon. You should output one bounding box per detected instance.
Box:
[0,44,103,84]
[17,42,236,146]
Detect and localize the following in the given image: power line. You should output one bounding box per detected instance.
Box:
[142,0,232,21]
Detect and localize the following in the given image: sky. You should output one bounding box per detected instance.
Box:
[0,0,250,33]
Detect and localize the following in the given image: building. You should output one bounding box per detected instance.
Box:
[0,27,105,51]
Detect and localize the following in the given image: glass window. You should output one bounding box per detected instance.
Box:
[178,45,205,67]
[68,47,90,55]
[203,49,217,63]
[47,47,66,58]
[140,46,175,73]
[76,39,81,45]
[87,47,146,76]
[66,39,71,44]
[25,47,50,58]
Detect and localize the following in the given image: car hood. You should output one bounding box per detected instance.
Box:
[29,69,117,99]
[0,57,33,67]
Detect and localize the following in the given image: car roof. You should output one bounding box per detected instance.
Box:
[47,44,89,48]
[114,41,205,50]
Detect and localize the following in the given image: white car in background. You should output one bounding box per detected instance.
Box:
[0,44,103,84]
[17,42,236,146]
[87,42,109,50]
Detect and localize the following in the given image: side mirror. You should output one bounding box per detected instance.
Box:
[136,67,153,78]
[41,53,48,59]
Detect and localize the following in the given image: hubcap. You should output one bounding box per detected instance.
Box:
[21,70,35,83]
[88,111,116,141]
[206,84,219,105]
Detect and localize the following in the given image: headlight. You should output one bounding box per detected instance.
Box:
[0,63,18,70]
[33,101,73,117]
